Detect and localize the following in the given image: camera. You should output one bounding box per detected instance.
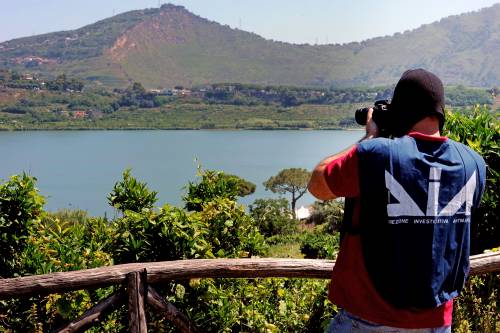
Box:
[355,100,392,134]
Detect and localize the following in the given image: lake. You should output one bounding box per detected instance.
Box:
[0,130,363,216]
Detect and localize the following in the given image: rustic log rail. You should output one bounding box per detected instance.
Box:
[1,252,499,332]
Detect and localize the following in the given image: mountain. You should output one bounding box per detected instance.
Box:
[1,3,499,88]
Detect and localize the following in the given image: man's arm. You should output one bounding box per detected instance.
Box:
[308,109,379,200]
[308,148,356,200]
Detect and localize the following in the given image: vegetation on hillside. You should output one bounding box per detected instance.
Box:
[0,71,496,131]
[0,8,160,63]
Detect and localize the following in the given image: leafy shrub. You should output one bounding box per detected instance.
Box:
[443,106,499,254]
[453,273,500,333]
[443,106,499,332]
[111,205,212,264]
[300,229,339,259]
[306,200,344,232]
[249,198,298,237]
[184,278,336,332]
[184,168,246,212]
[224,173,256,197]
[108,169,158,214]
[13,211,116,332]
[21,210,113,275]
[0,174,45,278]
[200,197,265,258]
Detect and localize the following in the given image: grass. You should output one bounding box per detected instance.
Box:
[267,241,304,259]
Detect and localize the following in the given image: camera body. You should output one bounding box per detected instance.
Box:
[355,100,392,136]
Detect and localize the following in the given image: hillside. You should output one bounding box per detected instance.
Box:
[1,4,499,88]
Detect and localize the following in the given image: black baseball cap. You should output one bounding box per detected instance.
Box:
[389,69,445,137]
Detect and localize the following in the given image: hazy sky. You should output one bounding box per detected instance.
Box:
[1,0,499,44]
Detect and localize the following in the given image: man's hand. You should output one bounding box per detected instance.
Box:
[363,108,379,140]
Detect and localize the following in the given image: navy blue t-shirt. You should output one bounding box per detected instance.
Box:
[356,134,486,308]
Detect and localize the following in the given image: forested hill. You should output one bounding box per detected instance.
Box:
[1,3,499,88]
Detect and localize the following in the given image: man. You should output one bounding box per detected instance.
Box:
[308,69,486,332]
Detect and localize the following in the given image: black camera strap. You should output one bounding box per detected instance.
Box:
[339,197,361,241]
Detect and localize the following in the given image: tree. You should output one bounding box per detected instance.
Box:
[10,71,21,81]
[118,82,156,108]
[223,173,256,197]
[249,198,297,237]
[263,168,311,217]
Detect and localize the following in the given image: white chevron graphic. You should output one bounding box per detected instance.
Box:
[385,169,477,218]
[385,170,425,217]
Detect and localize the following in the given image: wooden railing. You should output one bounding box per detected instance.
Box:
[1,252,499,332]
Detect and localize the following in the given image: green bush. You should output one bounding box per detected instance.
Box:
[184,168,241,212]
[249,198,298,238]
[0,174,45,278]
[300,228,339,260]
[200,197,265,258]
[184,278,336,332]
[21,210,113,275]
[443,106,499,332]
[306,200,344,232]
[453,273,500,333]
[443,106,499,254]
[108,169,158,214]
[0,206,120,332]
[111,205,213,264]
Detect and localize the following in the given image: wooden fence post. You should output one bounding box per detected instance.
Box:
[127,270,147,333]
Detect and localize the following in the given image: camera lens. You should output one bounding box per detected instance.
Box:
[355,107,369,125]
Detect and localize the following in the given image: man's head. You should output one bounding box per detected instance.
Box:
[389,69,445,137]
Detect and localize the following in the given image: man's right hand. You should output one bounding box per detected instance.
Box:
[364,108,379,140]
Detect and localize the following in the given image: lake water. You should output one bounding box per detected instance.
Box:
[0,130,363,216]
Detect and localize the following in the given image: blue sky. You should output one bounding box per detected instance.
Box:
[1,0,499,44]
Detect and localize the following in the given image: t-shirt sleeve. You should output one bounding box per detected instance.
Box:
[324,145,360,198]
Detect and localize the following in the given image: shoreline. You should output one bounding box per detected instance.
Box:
[0,126,364,132]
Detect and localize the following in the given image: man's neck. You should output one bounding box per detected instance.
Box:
[409,117,441,137]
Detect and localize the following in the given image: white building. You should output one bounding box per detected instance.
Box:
[295,206,311,220]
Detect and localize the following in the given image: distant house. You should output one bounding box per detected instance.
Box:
[191,89,206,98]
[172,88,192,96]
[295,206,311,220]
[72,110,88,119]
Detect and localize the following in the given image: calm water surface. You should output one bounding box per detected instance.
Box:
[0,130,363,216]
